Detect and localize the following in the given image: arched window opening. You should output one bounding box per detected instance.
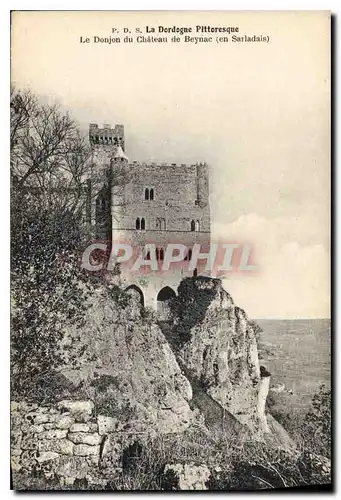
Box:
[146,251,151,261]
[150,188,154,201]
[195,220,200,232]
[141,218,145,230]
[159,248,164,261]
[136,218,140,230]
[145,188,149,200]
[96,196,105,211]
[156,248,159,260]
[157,286,176,302]
[191,220,195,232]
[193,268,198,277]
[156,218,165,229]
[157,286,176,320]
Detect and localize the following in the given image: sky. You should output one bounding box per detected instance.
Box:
[11,11,330,318]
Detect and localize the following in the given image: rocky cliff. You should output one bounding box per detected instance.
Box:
[11,277,292,489]
[58,286,197,436]
[167,277,270,434]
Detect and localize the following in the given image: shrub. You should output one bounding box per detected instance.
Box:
[270,384,331,459]
[169,277,222,346]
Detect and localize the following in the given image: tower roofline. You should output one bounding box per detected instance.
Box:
[89,123,124,131]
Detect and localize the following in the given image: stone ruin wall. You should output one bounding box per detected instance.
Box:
[11,399,136,488]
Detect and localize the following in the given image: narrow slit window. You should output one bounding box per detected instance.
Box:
[141,218,145,230]
[191,220,195,232]
[150,188,154,201]
[145,188,149,200]
[136,218,140,230]
[160,248,164,261]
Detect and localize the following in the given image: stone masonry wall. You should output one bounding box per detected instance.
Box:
[111,162,210,235]
[11,399,140,488]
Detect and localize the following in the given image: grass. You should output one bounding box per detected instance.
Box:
[12,422,331,491]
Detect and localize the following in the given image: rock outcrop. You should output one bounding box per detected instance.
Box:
[58,287,197,436]
[163,463,211,490]
[170,277,268,434]
[11,277,295,489]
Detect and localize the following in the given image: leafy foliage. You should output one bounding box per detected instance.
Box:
[269,384,331,459]
[10,87,100,399]
[304,384,331,458]
[170,277,221,346]
[11,195,91,396]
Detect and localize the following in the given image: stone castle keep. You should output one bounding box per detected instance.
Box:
[88,123,211,312]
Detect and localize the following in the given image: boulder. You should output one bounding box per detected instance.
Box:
[36,451,59,463]
[28,413,57,425]
[67,432,102,446]
[36,429,68,440]
[57,400,94,422]
[37,438,74,455]
[55,415,75,429]
[70,423,91,433]
[73,444,100,457]
[163,463,210,490]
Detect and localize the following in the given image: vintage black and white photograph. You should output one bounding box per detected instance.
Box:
[10,10,331,491]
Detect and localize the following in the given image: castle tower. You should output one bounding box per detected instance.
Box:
[110,145,129,238]
[89,123,125,172]
[89,123,126,238]
[90,123,211,314]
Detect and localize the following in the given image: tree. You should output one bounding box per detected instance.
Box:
[10,88,99,399]
[10,86,103,215]
[11,202,89,393]
[303,384,331,458]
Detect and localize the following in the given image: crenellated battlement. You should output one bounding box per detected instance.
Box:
[128,161,208,170]
[89,123,125,149]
